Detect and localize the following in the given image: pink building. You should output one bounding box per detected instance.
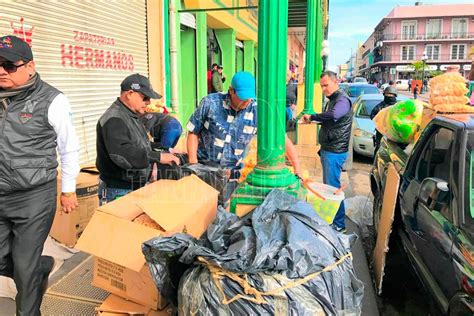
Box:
[369,3,474,81]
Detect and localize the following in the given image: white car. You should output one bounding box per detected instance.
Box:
[395,79,409,91]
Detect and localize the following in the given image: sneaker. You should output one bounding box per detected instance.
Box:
[330,224,347,233]
[40,255,54,296]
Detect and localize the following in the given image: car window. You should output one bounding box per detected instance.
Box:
[348,86,380,97]
[465,133,474,229]
[416,127,455,221]
[357,100,380,118]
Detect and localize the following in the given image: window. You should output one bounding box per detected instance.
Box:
[401,45,416,61]
[425,44,440,60]
[464,133,474,232]
[356,100,379,118]
[402,20,417,40]
[426,19,442,39]
[452,18,468,38]
[416,127,455,220]
[451,44,466,60]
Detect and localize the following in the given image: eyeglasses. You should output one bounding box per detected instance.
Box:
[142,95,150,102]
[0,62,26,74]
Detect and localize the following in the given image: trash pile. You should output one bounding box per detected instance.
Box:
[143,190,364,315]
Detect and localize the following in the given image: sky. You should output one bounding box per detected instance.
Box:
[327,0,474,68]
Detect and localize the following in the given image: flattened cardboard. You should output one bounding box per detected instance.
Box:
[49,170,99,246]
[96,294,172,316]
[373,163,400,295]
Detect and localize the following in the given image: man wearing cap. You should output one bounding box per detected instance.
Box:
[370,86,399,152]
[0,35,80,315]
[211,64,226,93]
[187,71,301,204]
[207,63,218,93]
[96,74,180,204]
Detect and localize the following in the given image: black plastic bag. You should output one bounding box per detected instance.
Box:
[143,190,364,315]
[180,163,228,204]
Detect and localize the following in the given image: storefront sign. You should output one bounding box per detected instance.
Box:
[463,64,471,71]
[440,64,460,71]
[396,65,414,72]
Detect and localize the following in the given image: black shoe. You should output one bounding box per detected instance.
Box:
[40,255,54,296]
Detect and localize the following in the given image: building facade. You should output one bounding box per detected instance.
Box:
[368,3,474,82]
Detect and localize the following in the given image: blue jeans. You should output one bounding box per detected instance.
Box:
[286,107,293,121]
[98,180,132,206]
[320,150,347,228]
[157,119,182,149]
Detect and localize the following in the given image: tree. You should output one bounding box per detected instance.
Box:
[410,60,425,80]
[469,46,474,81]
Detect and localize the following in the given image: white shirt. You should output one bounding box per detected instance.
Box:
[47,93,80,193]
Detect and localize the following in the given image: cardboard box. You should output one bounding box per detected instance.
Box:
[96,294,171,316]
[76,175,218,309]
[49,169,99,247]
[296,123,318,145]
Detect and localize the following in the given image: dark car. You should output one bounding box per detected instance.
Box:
[371,114,474,315]
[340,83,381,103]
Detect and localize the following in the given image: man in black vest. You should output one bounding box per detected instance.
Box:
[0,35,80,315]
[96,74,180,204]
[302,71,353,233]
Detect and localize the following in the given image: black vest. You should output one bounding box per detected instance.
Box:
[0,76,60,193]
[319,90,353,153]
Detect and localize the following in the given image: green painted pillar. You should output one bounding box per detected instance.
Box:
[214,29,236,91]
[196,12,207,102]
[230,0,302,213]
[315,0,323,81]
[243,40,255,74]
[302,0,318,114]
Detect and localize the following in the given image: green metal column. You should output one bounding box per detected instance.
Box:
[302,0,318,114]
[315,0,323,82]
[214,29,236,91]
[243,40,255,74]
[196,12,207,102]
[230,0,302,213]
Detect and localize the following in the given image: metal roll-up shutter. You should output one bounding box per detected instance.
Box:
[0,1,148,165]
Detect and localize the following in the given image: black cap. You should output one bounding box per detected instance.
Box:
[384,86,397,97]
[217,65,223,69]
[211,63,218,68]
[120,74,162,99]
[0,35,33,62]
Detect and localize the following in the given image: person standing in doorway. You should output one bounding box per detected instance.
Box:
[0,35,80,315]
[211,65,226,93]
[207,63,218,94]
[302,71,353,233]
[286,74,298,121]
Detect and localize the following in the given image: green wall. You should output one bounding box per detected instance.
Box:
[179,29,197,124]
[215,29,236,91]
[236,48,244,72]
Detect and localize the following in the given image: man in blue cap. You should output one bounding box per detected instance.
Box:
[187,71,300,205]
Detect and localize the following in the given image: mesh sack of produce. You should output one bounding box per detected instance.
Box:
[429,82,468,98]
[374,99,423,144]
[142,190,364,316]
[430,95,469,106]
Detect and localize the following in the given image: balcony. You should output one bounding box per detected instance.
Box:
[373,54,470,63]
[379,32,474,42]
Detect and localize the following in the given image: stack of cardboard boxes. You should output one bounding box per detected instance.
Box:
[76,175,219,315]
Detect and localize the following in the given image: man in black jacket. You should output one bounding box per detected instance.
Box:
[370,86,398,153]
[96,74,179,204]
[302,71,353,232]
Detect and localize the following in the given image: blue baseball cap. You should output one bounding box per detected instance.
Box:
[231,71,256,100]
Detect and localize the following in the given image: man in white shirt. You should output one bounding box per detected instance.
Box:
[0,35,80,315]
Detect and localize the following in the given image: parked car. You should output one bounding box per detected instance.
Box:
[395,79,410,91]
[353,77,368,83]
[340,83,381,103]
[343,94,408,170]
[371,114,474,315]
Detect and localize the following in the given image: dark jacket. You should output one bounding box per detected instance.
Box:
[0,76,60,194]
[370,98,396,120]
[318,90,353,153]
[96,99,161,190]
[286,80,298,106]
